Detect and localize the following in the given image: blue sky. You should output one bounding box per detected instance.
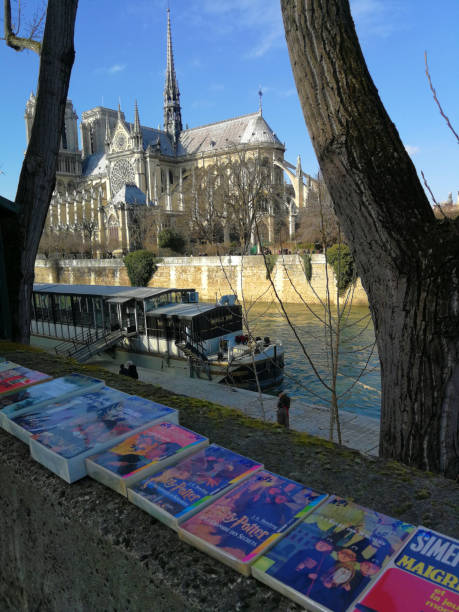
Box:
[0,0,457,203]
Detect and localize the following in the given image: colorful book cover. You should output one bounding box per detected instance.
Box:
[0,360,20,372]
[5,386,128,443]
[86,422,208,495]
[179,470,327,576]
[128,443,262,527]
[29,393,178,483]
[251,496,414,611]
[0,374,105,425]
[353,527,459,612]
[0,365,51,396]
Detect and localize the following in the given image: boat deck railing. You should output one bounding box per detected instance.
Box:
[54,327,132,362]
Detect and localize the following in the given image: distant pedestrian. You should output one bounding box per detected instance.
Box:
[277,391,290,428]
[119,363,128,376]
[126,361,139,380]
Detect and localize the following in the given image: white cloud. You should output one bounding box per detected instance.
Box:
[188,0,283,59]
[108,64,127,75]
[405,145,420,156]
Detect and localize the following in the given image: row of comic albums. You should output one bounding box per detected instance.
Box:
[0,358,457,612]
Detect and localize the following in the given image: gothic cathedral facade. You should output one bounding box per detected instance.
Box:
[26,10,316,256]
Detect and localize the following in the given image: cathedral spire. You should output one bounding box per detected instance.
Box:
[296,154,302,177]
[133,100,142,150]
[163,8,182,144]
[133,100,141,134]
[104,118,111,152]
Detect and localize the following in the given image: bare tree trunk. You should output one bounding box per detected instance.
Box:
[2,0,78,343]
[281,0,459,478]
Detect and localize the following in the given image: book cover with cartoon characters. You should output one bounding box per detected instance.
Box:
[86,422,208,495]
[178,470,327,576]
[4,386,128,443]
[127,443,262,528]
[28,393,178,483]
[352,527,459,612]
[251,495,414,611]
[0,374,105,427]
[0,364,51,397]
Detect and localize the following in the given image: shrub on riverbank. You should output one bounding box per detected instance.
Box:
[124,250,159,286]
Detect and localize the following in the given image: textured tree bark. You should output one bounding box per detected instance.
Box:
[1,0,78,343]
[281,0,459,478]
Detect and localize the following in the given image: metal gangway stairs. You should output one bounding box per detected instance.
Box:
[175,334,211,380]
[54,327,132,363]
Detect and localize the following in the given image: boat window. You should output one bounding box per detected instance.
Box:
[54,294,73,326]
[72,295,93,327]
[136,300,145,333]
[145,291,182,311]
[146,315,171,339]
[193,306,242,340]
[33,293,52,322]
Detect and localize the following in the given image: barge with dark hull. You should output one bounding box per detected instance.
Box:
[31,283,284,390]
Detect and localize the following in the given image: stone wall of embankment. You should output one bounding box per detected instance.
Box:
[34,254,369,305]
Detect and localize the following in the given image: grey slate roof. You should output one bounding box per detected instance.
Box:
[138,125,176,157]
[82,152,108,177]
[177,112,283,157]
[82,112,283,168]
[132,112,282,159]
[112,184,149,206]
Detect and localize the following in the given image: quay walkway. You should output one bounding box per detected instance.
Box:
[93,357,380,456]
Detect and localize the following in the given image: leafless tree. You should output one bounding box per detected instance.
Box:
[257,179,376,443]
[182,148,283,254]
[281,0,458,477]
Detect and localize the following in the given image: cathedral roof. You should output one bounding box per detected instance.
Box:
[177,112,283,157]
[82,152,108,177]
[112,183,149,206]
[139,126,176,156]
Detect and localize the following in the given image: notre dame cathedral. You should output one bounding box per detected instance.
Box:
[27,10,316,256]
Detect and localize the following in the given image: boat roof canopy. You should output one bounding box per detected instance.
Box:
[147,302,218,319]
[33,283,195,300]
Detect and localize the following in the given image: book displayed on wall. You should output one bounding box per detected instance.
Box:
[3,386,129,443]
[29,393,178,483]
[0,364,52,397]
[352,527,459,612]
[0,360,20,372]
[251,495,414,611]
[86,422,208,496]
[178,470,328,576]
[0,374,105,428]
[128,443,262,530]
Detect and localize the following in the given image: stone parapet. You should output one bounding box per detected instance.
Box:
[0,428,285,611]
[34,255,368,305]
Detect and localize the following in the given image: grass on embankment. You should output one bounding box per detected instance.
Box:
[1,341,458,538]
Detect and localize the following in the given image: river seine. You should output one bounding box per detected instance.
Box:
[248,302,381,419]
[31,301,381,420]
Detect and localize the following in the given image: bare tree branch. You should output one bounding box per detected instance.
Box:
[3,0,42,54]
[425,51,459,144]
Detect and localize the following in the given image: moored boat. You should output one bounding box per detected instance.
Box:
[31,283,284,389]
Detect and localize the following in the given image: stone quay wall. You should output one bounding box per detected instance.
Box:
[34,255,369,305]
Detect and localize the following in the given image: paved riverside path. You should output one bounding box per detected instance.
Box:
[93,357,380,456]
